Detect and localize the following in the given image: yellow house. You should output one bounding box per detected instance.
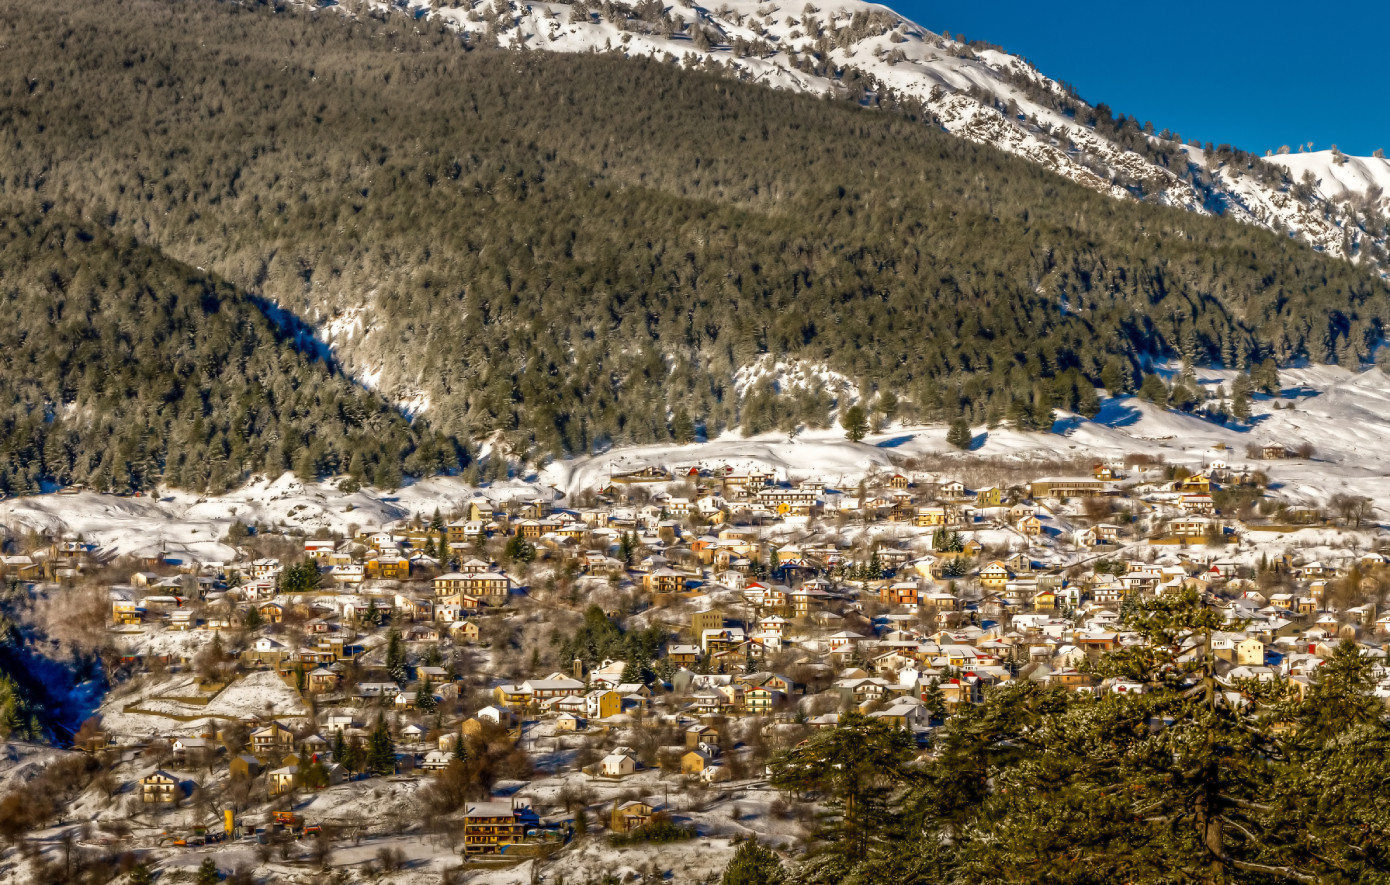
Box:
[1176,475,1212,493]
[140,770,180,805]
[1237,637,1265,666]
[918,507,953,528]
[467,501,495,523]
[681,749,715,775]
[587,690,622,720]
[976,487,1004,508]
[112,597,142,625]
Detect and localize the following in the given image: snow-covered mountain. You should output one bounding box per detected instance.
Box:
[334,0,1390,267]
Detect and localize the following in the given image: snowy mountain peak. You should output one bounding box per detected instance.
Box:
[329,0,1389,268]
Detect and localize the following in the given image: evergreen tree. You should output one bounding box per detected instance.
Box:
[840,405,869,442]
[196,857,220,885]
[946,418,972,450]
[1253,357,1282,395]
[769,712,913,868]
[342,737,365,775]
[875,390,898,425]
[366,714,396,776]
[415,674,436,713]
[277,558,322,595]
[1100,359,1130,395]
[1231,388,1252,422]
[671,408,696,444]
[504,534,536,564]
[720,840,786,885]
[1138,373,1170,405]
[1076,384,1102,418]
[922,679,946,724]
[1005,396,1032,431]
[385,628,409,685]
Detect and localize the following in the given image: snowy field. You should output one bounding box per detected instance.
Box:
[2,367,1388,553]
[2,365,1389,563]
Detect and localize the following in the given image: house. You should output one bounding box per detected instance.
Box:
[229,755,262,780]
[1236,637,1266,667]
[599,751,638,778]
[669,644,701,667]
[1170,516,1215,538]
[521,674,586,701]
[1029,477,1108,498]
[435,572,510,605]
[681,748,716,775]
[268,765,299,795]
[462,800,538,855]
[611,800,655,833]
[1179,495,1216,515]
[111,590,143,625]
[827,631,866,656]
[449,620,481,643]
[251,721,296,757]
[556,712,585,732]
[585,689,623,720]
[979,561,1012,589]
[140,770,181,806]
[744,686,783,713]
[644,568,691,594]
[420,750,454,772]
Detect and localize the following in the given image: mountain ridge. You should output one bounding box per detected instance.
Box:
[322,0,1389,269]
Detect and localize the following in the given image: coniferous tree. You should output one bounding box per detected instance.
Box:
[196,857,220,885]
[671,408,696,444]
[769,712,913,871]
[840,405,869,442]
[415,674,436,713]
[946,418,972,450]
[721,841,786,885]
[1076,384,1102,418]
[1138,373,1170,404]
[385,629,409,685]
[366,715,396,776]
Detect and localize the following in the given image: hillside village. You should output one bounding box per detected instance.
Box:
[2,443,1389,883]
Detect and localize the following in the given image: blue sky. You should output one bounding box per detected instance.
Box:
[906,1,1390,157]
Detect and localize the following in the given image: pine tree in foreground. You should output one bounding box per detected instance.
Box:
[721,840,785,885]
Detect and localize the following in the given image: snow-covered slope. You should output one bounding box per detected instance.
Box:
[9,365,1390,555]
[315,0,1389,269]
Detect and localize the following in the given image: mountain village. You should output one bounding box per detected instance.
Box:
[4,439,1388,882]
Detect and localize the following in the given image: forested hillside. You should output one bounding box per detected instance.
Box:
[0,0,1387,476]
[0,208,459,495]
